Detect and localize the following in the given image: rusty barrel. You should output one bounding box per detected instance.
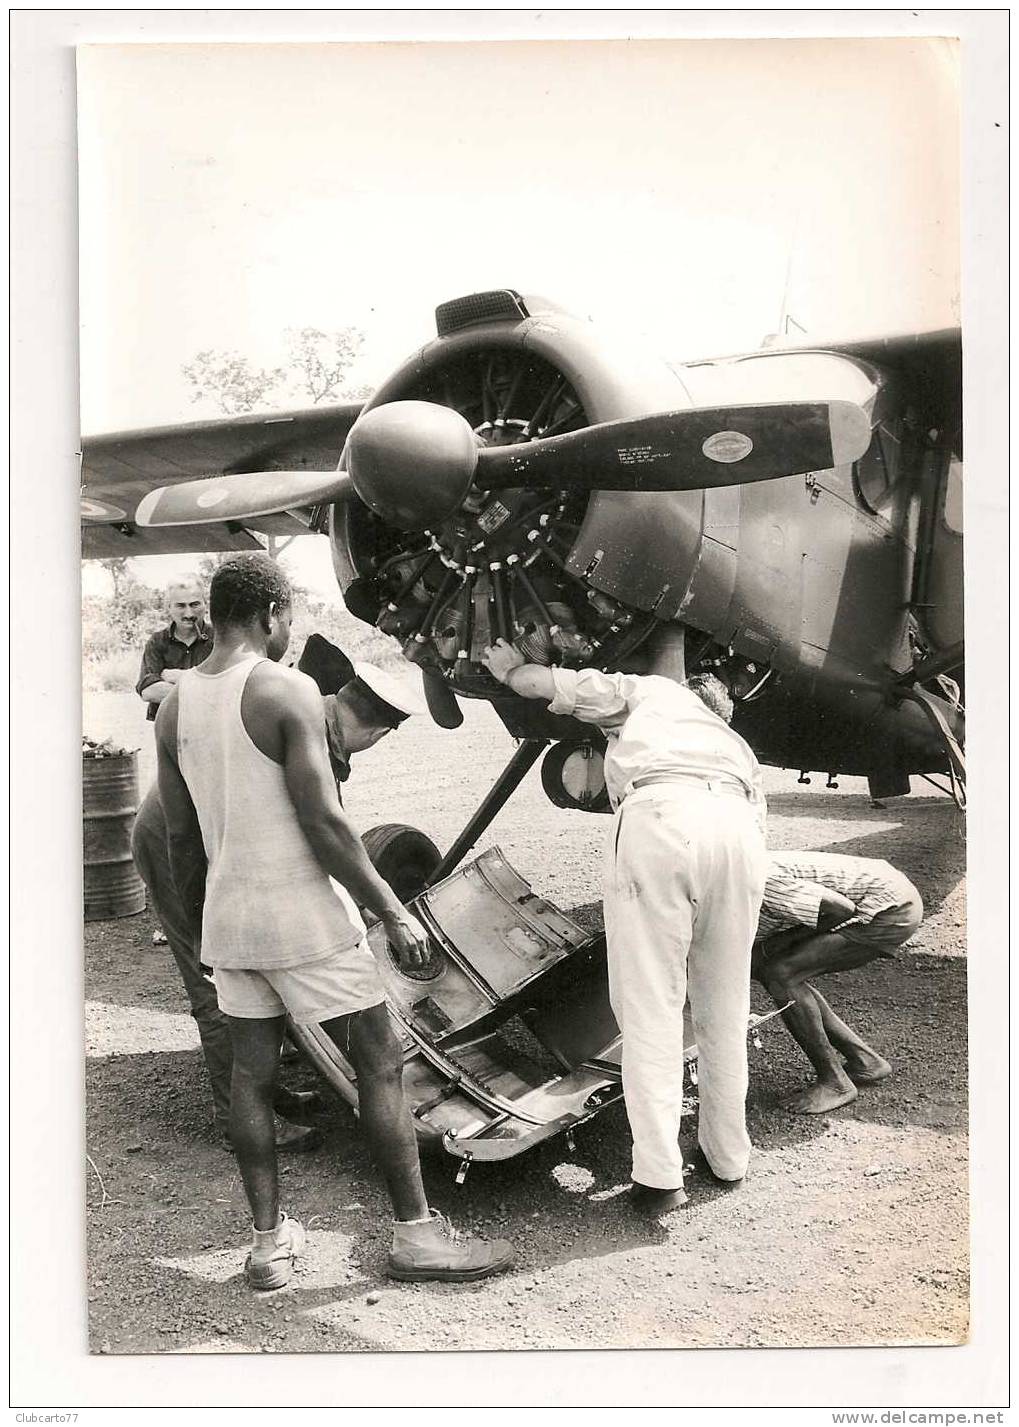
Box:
[83,751,146,920]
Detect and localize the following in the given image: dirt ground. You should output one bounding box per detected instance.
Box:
[84,690,968,1354]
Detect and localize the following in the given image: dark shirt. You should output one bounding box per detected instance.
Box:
[136,621,214,720]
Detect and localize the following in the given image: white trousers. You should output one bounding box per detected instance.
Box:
[603,785,767,1188]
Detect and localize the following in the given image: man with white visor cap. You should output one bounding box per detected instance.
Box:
[322,662,427,795]
[483,641,767,1214]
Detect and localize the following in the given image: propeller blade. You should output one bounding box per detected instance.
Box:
[476,401,873,493]
[135,469,354,527]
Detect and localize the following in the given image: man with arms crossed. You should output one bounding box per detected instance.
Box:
[158,554,513,1290]
[753,850,923,1114]
[483,640,767,1214]
[136,578,213,720]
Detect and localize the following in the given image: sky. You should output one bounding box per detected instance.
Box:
[77,36,960,597]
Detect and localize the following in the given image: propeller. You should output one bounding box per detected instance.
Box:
[135,468,354,529]
[134,396,872,532]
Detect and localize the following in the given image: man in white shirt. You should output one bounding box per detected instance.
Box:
[752,851,922,1114]
[483,641,767,1213]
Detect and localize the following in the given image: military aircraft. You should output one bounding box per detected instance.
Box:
[81,289,965,1169]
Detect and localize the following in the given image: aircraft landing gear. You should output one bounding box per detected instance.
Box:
[425,738,549,885]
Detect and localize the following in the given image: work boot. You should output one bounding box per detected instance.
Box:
[273,1086,325,1124]
[275,1117,322,1153]
[219,1117,322,1154]
[628,1181,688,1216]
[245,1212,306,1292]
[386,1210,514,1283]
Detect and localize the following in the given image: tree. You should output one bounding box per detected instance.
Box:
[99,557,132,600]
[182,351,285,415]
[284,326,366,405]
[181,326,368,416]
[180,327,370,560]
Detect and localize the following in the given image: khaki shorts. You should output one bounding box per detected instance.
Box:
[214,939,385,1023]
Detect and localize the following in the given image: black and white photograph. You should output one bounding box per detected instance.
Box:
[11,9,1009,1415]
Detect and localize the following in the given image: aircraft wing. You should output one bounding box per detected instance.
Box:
[683,328,961,439]
[80,400,364,557]
[766,328,961,440]
[806,329,961,438]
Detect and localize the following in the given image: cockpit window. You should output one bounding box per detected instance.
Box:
[854,419,902,515]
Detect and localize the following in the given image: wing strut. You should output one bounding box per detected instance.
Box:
[894,685,967,810]
[425,740,548,885]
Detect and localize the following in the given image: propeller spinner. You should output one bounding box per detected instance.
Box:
[345,401,481,530]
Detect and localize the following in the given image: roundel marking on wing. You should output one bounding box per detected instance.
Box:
[81,497,128,522]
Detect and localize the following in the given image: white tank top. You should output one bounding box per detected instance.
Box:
[177,655,364,969]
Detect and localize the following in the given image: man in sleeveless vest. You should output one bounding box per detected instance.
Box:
[131,649,404,1148]
[752,850,923,1114]
[484,639,767,1216]
[131,659,389,1154]
[157,554,513,1290]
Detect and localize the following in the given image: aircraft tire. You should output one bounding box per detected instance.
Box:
[361,823,443,903]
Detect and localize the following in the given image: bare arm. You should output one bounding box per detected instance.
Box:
[816,889,861,932]
[155,692,207,944]
[141,680,174,706]
[141,668,186,705]
[483,640,555,700]
[758,889,860,957]
[273,674,430,968]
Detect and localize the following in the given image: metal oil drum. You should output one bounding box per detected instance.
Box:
[83,751,146,920]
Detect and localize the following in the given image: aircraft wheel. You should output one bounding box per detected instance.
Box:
[361,823,442,903]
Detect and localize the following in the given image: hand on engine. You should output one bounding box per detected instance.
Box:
[483,639,525,685]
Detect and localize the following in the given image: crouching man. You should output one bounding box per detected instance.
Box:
[752,851,923,1114]
[157,554,514,1290]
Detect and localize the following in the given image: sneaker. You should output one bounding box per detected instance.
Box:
[245,1212,306,1292]
[151,927,168,946]
[387,1210,514,1283]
